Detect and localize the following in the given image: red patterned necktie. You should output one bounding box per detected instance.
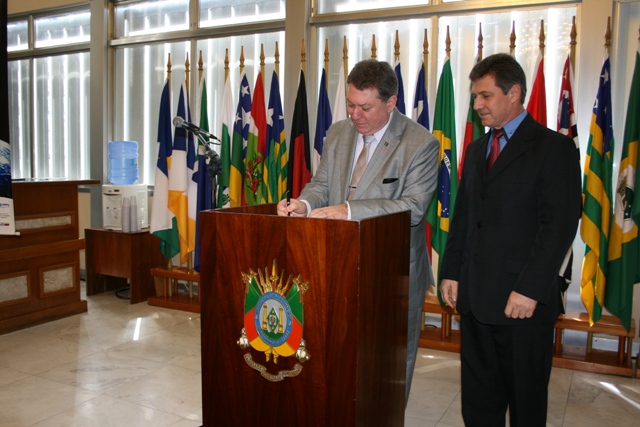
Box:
[486,129,503,173]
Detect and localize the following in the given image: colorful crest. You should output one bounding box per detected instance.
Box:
[237,260,310,381]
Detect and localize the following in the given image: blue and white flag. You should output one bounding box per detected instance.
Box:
[312,68,332,175]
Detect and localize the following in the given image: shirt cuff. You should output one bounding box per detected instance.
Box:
[300,200,312,217]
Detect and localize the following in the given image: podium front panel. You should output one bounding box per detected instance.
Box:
[199,205,409,426]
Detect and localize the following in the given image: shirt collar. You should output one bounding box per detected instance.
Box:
[496,109,528,139]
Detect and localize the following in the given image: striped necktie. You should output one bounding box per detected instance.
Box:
[486,129,503,173]
[348,134,375,200]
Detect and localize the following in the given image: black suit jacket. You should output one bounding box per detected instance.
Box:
[441,114,582,325]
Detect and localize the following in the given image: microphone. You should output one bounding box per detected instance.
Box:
[173,116,221,142]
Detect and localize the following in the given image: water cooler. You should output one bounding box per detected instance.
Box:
[102,184,148,230]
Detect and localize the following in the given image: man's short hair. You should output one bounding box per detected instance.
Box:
[469,53,527,104]
[347,59,398,102]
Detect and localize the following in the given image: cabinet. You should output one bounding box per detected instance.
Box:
[0,179,98,334]
[85,227,165,304]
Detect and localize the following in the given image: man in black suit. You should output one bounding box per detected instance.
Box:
[440,53,581,426]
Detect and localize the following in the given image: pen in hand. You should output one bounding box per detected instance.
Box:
[286,191,291,216]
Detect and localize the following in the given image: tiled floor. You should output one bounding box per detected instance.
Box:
[0,285,639,426]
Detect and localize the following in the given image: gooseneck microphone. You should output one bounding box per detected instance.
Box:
[173,116,221,142]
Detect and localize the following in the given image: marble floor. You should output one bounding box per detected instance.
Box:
[0,286,639,427]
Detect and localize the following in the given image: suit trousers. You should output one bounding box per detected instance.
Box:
[460,313,554,427]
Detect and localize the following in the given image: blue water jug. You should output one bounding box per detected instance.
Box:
[108,141,139,185]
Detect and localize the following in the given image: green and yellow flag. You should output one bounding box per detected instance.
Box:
[218,73,234,208]
[580,54,614,325]
[606,51,640,332]
[427,58,457,301]
[230,72,251,206]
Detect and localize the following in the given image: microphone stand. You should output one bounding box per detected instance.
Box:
[195,132,221,210]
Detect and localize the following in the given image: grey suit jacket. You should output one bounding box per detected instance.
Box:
[300,109,440,293]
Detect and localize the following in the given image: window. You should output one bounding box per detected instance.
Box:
[7,9,90,180]
[34,11,90,48]
[199,0,285,27]
[316,0,429,14]
[314,2,577,164]
[114,0,189,38]
[112,0,286,185]
[7,20,28,52]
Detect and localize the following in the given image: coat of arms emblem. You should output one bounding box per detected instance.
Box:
[237,260,310,381]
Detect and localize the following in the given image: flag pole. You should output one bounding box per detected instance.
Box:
[605,16,611,55]
[570,16,577,70]
[589,16,611,349]
[224,49,229,83]
[324,38,330,82]
[190,50,206,296]
[477,23,483,61]
[185,53,190,98]
[301,38,306,77]
[539,20,546,59]
[423,29,429,98]
[260,44,265,81]
[166,53,173,270]
[510,21,516,57]
[445,25,451,60]
[371,35,377,60]
[343,35,348,85]
[275,41,280,78]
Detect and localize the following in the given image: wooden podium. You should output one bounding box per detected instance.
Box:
[199,204,410,426]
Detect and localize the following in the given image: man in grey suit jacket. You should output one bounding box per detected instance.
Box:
[277,59,439,403]
[440,53,581,426]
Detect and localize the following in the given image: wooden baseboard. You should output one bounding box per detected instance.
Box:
[418,325,461,352]
[553,344,634,376]
[148,294,200,313]
[0,300,88,335]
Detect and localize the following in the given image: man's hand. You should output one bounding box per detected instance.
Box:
[276,198,308,217]
[440,279,458,309]
[504,291,537,319]
[308,203,348,220]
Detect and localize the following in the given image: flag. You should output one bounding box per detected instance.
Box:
[264,70,288,202]
[557,55,579,291]
[606,50,640,332]
[557,55,579,148]
[459,58,484,179]
[427,58,458,301]
[412,60,433,255]
[580,54,614,325]
[150,79,179,261]
[333,62,347,124]
[394,60,406,115]
[170,80,192,265]
[289,69,311,198]
[245,72,266,205]
[218,74,234,208]
[412,60,429,130]
[527,52,547,126]
[313,68,332,175]
[192,75,213,272]
[231,72,251,206]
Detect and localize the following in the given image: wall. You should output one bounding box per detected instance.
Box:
[8,0,82,15]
